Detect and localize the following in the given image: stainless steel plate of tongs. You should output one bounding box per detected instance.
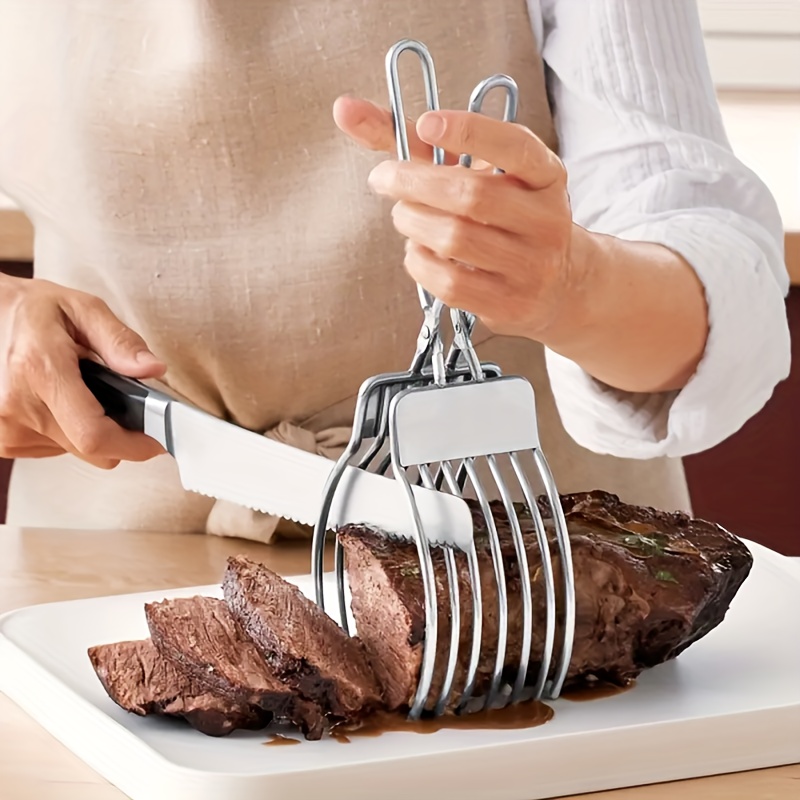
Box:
[312,38,576,721]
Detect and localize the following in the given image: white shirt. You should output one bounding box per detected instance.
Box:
[530,0,792,459]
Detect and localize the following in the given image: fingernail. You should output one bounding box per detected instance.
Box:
[418,112,446,142]
[367,161,392,191]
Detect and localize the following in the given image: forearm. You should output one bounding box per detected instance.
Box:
[541,225,709,394]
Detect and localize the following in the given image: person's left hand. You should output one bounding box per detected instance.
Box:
[333,97,586,342]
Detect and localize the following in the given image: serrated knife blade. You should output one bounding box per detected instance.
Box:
[79,360,473,549]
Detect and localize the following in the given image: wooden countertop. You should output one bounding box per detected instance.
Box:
[0,525,797,800]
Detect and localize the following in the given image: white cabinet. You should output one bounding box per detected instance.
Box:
[698,0,800,89]
[698,0,800,34]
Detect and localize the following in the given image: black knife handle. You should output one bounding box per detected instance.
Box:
[79,359,152,433]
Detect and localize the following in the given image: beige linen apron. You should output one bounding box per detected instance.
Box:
[0,0,690,539]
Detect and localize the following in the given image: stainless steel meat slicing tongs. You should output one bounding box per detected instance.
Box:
[80,37,575,723]
[79,358,469,548]
[311,39,576,719]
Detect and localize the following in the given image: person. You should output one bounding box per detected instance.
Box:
[0,0,791,541]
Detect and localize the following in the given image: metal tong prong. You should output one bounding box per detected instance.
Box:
[315,41,577,724]
[446,73,520,381]
[386,49,537,719]
[312,39,460,618]
[387,39,448,386]
[429,77,524,714]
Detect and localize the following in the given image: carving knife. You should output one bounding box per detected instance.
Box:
[79,360,473,549]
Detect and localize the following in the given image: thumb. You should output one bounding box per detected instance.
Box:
[333,96,397,153]
[65,294,166,379]
[333,96,457,164]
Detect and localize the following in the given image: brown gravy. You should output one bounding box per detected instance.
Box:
[331,700,554,743]
[264,683,634,745]
[561,680,635,702]
[264,733,301,747]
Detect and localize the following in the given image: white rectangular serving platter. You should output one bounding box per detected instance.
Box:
[1,540,799,800]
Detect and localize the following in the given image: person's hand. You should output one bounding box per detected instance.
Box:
[334,96,710,395]
[0,274,167,468]
[333,97,585,343]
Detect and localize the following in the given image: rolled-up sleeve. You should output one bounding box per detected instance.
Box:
[536,0,791,458]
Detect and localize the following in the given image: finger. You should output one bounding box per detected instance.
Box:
[63,293,166,380]
[392,201,526,276]
[27,343,166,463]
[369,160,534,234]
[3,444,67,458]
[416,111,565,189]
[403,243,511,327]
[332,96,458,165]
[0,410,114,465]
[0,422,65,458]
[34,407,131,469]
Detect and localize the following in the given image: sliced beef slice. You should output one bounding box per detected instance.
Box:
[223,556,382,720]
[145,596,326,739]
[339,490,753,712]
[88,639,269,736]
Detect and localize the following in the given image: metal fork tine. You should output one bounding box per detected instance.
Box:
[375,450,392,477]
[486,454,533,704]
[434,450,467,492]
[463,456,508,709]
[333,387,396,632]
[458,542,484,710]
[313,442,360,615]
[317,377,394,626]
[436,546,461,714]
[509,451,556,698]
[533,448,576,697]
[393,463,441,720]
[333,538,349,635]
[418,463,462,716]
[357,388,391,470]
[438,459,484,713]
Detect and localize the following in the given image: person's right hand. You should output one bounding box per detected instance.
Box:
[0,274,168,469]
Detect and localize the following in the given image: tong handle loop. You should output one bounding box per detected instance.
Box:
[387,39,447,384]
[448,75,520,378]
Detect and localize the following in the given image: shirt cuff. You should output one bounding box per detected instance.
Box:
[545,212,791,459]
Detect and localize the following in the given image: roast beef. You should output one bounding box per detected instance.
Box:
[339,490,753,711]
[88,639,269,736]
[88,490,753,736]
[145,596,326,739]
[223,556,381,720]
